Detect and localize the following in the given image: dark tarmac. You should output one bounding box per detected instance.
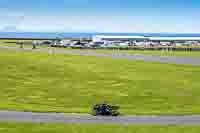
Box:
[0,111,200,125]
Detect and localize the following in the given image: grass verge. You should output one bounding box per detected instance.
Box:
[0,123,200,133]
[0,49,200,115]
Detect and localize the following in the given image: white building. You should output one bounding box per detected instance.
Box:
[92,35,148,42]
[149,37,200,41]
[93,35,200,42]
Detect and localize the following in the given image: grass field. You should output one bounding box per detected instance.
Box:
[0,123,200,133]
[0,39,33,43]
[0,41,48,48]
[0,48,200,115]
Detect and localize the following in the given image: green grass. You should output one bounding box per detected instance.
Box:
[0,39,33,43]
[0,49,200,115]
[0,42,48,48]
[0,43,19,47]
[1,123,200,133]
[0,40,34,47]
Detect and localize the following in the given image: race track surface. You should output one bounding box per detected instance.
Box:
[0,111,200,125]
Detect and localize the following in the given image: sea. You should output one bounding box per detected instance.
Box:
[1,32,200,39]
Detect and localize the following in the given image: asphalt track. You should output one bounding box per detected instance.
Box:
[1,111,200,125]
[1,45,200,66]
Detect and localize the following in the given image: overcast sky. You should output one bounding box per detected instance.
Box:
[0,0,200,33]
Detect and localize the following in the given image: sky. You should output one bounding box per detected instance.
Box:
[0,0,200,33]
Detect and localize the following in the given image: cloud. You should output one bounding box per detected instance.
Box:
[1,26,19,32]
[0,14,200,33]
[0,12,25,32]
